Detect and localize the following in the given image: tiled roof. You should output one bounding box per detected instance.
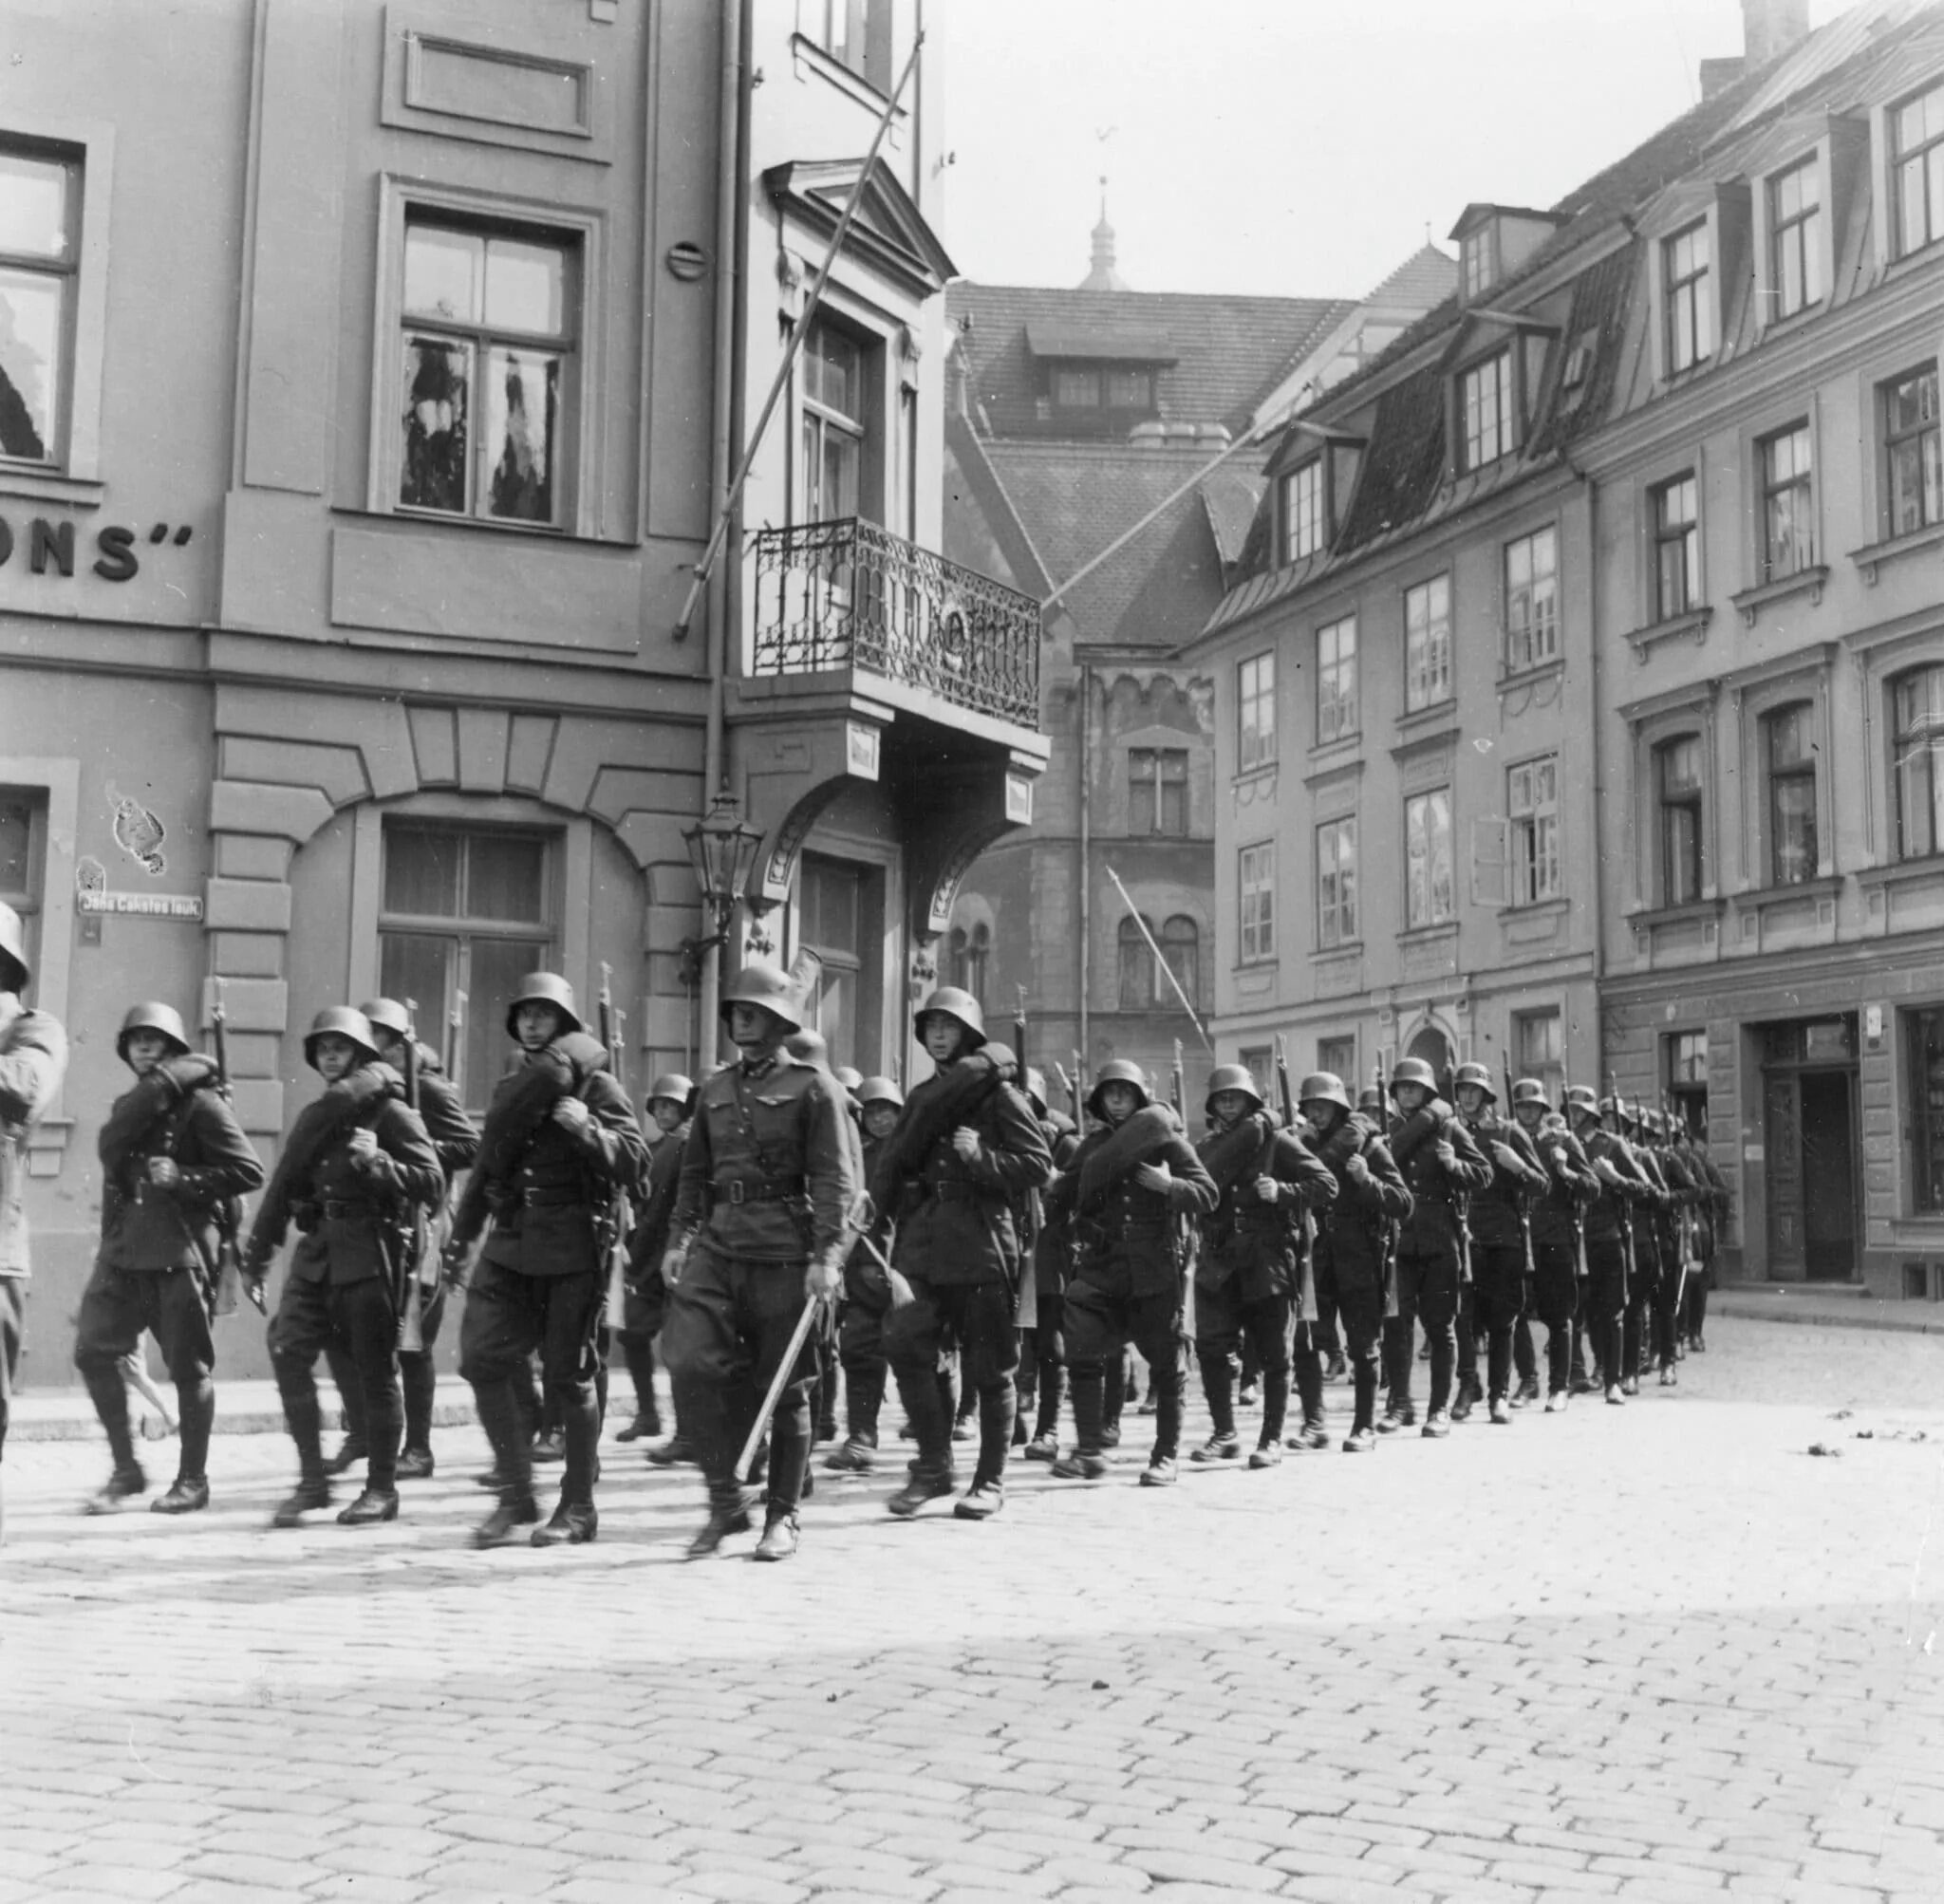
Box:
[1201,470,1263,575]
[1361,243,1457,313]
[947,283,1354,439]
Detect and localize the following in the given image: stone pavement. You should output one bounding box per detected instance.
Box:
[4,1316,1943,1904]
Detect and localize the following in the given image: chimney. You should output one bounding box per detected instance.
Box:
[1743,0,1810,67]
[1699,56,1746,100]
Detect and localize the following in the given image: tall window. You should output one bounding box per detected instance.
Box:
[802,319,866,523]
[1884,366,1941,538]
[400,215,576,525]
[1460,350,1513,470]
[1318,1035,1356,1082]
[1404,575,1451,713]
[1281,459,1324,562]
[1760,423,1814,581]
[1895,81,1944,259]
[1509,755,1560,905]
[1239,844,1275,964]
[1116,915,1154,1010]
[380,824,556,1108]
[0,790,44,992]
[1504,527,1558,670]
[1769,157,1822,318]
[1515,1009,1562,1103]
[0,146,79,465]
[1129,747,1188,836]
[1664,222,1712,374]
[810,0,885,85]
[1237,651,1276,772]
[1461,227,1496,301]
[1316,817,1357,948]
[799,855,868,1070]
[1907,1006,1944,1214]
[1655,736,1704,905]
[1405,789,1453,928]
[1653,475,1700,620]
[1160,916,1200,1009]
[948,919,989,1007]
[1894,666,1944,861]
[1240,1045,1274,1103]
[1668,1029,1708,1134]
[1317,615,1358,743]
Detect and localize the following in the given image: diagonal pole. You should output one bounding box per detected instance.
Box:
[1105,863,1213,1052]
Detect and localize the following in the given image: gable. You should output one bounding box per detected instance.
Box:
[764,157,956,298]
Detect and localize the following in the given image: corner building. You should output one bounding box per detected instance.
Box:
[0,0,1039,1383]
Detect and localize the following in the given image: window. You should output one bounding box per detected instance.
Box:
[1653,475,1700,620]
[1504,527,1558,670]
[1105,368,1152,408]
[1129,748,1188,837]
[1116,915,1153,1010]
[1160,916,1200,1010]
[1316,817,1357,947]
[1318,1035,1356,1082]
[1048,363,1152,412]
[1053,366,1099,408]
[1239,844,1275,964]
[1281,459,1324,563]
[400,215,577,526]
[1317,615,1358,743]
[1240,1045,1274,1103]
[1895,81,1944,258]
[1403,575,1451,713]
[800,855,871,1071]
[801,318,867,524]
[380,824,556,1108]
[1884,366,1941,538]
[1664,222,1712,374]
[1460,350,1514,470]
[1760,424,1814,581]
[1461,227,1496,302]
[1515,1009,1562,1103]
[1894,666,1944,861]
[1655,736,1705,905]
[1769,157,1822,318]
[1668,1029,1708,1136]
[947,920,989,1007]
[1509,755,1560,905]
[1908,1006,1944,1213]
[1238,652,1277,771]
[0,790,44,988]
[1115,915,1197,1011]
[0,146,79,465]
[808,0,888,88]
[1405,789,1454,928]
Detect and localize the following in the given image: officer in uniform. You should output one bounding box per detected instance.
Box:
[618,1072,693,1445]
[248,1007,444,1527]
[1566,1086,1654,1406]
[871,989,1051,1521]
[74,1002,264,1514]
[1015,1067,1078,1462]
[1451,1062,1545,1426]
[825,1073,905,1471]
[1189,1065,1335,1467]
[1509,1077,1597,1409]
[1382,1057,1491,1438]
[1044,1059,1216,1487]
[448,974,645,1549]
[0,902,65,1545]
[663,964,858,1561]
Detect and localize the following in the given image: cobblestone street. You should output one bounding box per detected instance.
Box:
[2,1317,1942,1903]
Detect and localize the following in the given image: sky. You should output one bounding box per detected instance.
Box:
[936,0,1866,299]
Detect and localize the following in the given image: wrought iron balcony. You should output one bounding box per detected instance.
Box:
[751,518,1041,731]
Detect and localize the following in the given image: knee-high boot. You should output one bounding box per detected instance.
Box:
[1196,1348,1236,1439]
[1068,1364,1105,1455]
[974,1381,1014,1490]
[843,1361,884,1448]
[176,1375,215,1484]
[894,1364,953,1479]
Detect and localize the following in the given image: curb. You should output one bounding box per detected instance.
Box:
[1710,1295,1944,1338]
[9,1399,479,1445]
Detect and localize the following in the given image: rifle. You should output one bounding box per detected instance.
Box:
[208,978,260,1316]
[1054,1061,1079,1122]
[1503,1054,1536,1282]
[1275,1034,1319,1333]
[1605,1073,1634,1311]
[444,987,466,1091]
[1169,1036,1194,1353]
[1374,1058,1398,1320]
[1072,1047,1085,1123]
[597,963,633,1332]
[1561,1044,1589,1279]
[1014,985,1029,1082]
[1443,1064,1473,1289]
[393,999,427,1354]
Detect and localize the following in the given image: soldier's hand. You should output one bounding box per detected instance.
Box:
[551,1096,591,1135]
[439,1240,471,1290]
[346,1127,379,1161]
[1592,1156,1620,1185]
[1489,1140,1522,1173]
[660,1244,687,1288]
[1343,1151,1370,1182]
[805,1252,843,1306]
[146,1156,181,1189]
[1434,1139,1457,1168]
[1133,1161,1172,1193]
[950,1125,980,1161]
[1252,1174,1280,1204]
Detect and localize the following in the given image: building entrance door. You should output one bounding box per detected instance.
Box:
[1800,1072,1857,1281]
[1760,1017,1858,1282]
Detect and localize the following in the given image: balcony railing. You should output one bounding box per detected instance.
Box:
[752,517,1041,730]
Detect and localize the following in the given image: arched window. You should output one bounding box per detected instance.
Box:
[948,919,990,1007]
[1117,915,1154,1011]
[1160,915,1199,1009]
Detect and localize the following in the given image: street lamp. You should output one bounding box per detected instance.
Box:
[679,791,764,985]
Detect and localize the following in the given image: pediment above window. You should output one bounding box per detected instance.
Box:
[764,157,956,298]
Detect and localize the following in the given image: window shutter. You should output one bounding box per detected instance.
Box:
[1470,815,1510,907]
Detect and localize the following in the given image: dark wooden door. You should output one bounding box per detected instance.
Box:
[1800,1070,1857,1281]
[1765,1073,1803,1275]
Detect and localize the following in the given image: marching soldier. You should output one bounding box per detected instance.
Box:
[447,974,645,1549]
[1615,1101,1667,1396]
[1566,1086,1654,1406]
[1382,1057,1491,1437]
[1016,1068,1078,1463]
[1451,1063,1544,1426]
[1189,1065,1335,1467]
[0,902,64,1545]
[1649,1112,1698,1385]
[74,1002,264,1514]
[1045,1059,1216,1486]
[826,1073,906,1471]
[247,1007,443,1527]
[662,965,857,1561]
[1299,1073,1411,1451]
[618,1072,693,1445]
[1680,1126,1729,1353]
[1509,1078,1598,1409]
[871,990,1052,1521]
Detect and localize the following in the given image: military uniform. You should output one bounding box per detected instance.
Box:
[1620,1118,1668,1391]
[1016,1098,1079,1460]
[1682,1144,1730,1349]
[1570,1092,1654,1403]
[827,1078,907,1470]
[1516,1097,1597,1404]
[1455,1077,1545,1417]
[1652,1135,1700,1381]
[75,1008,263,1511]
[619,1098,690,1442]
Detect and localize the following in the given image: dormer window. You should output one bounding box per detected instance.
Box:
[1460,350,1515,470]
[1449,203,1565,307]
[1280,458,1324,562]
[1769,156,1822,317]
[1461,226,1497,301]
[1894,80,1944,258]
[1664,222,1713,374]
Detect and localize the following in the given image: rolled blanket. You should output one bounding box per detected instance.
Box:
[868,1048,1008,1210]
[98,1054,222,1173]
[247,1063,401,1259]
[1196,1109,1279,1201]
[450,1031,610,1247]
[1075,1103,1181,1211]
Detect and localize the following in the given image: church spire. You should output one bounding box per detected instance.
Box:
[1078,177,1128,291]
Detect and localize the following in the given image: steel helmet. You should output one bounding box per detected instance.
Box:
[785,1027,831,1069]
[1204,1063,1264,1116]
[833,1065,864,1092]
[359,998,414,1041]
[304,1005,380,1072]
[1022,1066,1049,1115]
[0,900,27,995]
[1510,1076,1549,1109]
[505,973,584,1038]
[913,986,986,1051]
[720,962,801,1036]
[1390,1056,1438,1094]
[856,1075,905,1111]
[1356,1085,1383,1114]
[1565,1084,1602,1119]
[1087,1057,1150,1120]
[1298,1071,1353,1114]
[1452,1061,1495,1102]
[117,1001,191,1064]
[645,1072,695,1113]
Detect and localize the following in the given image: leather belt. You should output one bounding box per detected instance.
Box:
[922,1181,983,1203]
[713,1175,806,1205]
[520,1186,587,1208]
[323,1199,383,1221]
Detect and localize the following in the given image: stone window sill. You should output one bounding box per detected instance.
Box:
[1624,605,1712,663]
[0,467,105,510]
[1397,921,1457,945]
[1856,856,1944,893]
[1730,564,1827,626]
[1625,895,1723,930]
[1498,656,1563,696]
[1850,519,1944,586]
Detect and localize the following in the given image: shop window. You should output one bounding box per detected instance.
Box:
[1116,914,1154,1010]
[1405,788,1453,928]
[1668,1029,1708,1134]
[1652,474,1700,620]
[1160,915,1199,1010]
[1316,816,1356,947]
[1893,665,1944,860]
[1403,574,1451,713]
[1664,222,1713,374]
[1238,651,1277,771]
[1515,1008,1562,1104]
[0,789,45,989]
[799,853,870,1072]
[1238,844,1275,964]
[1128,747,1187,837]
[947,919,989,1008]
[1504,527,1558,670]
[1768,156,1822,318]
[801,317,869,524]
[379,823,556,1108]
[1760,423,1814,581]
[0,144,80,466]
[1508,755,1560,905]
[1765,702,1818,887]
[1894,79,1944,259]
[1655,735,1705,905]
[1908,1006,1944,1214]
[1317,614,1357,743]
[1882,364,1941,538]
